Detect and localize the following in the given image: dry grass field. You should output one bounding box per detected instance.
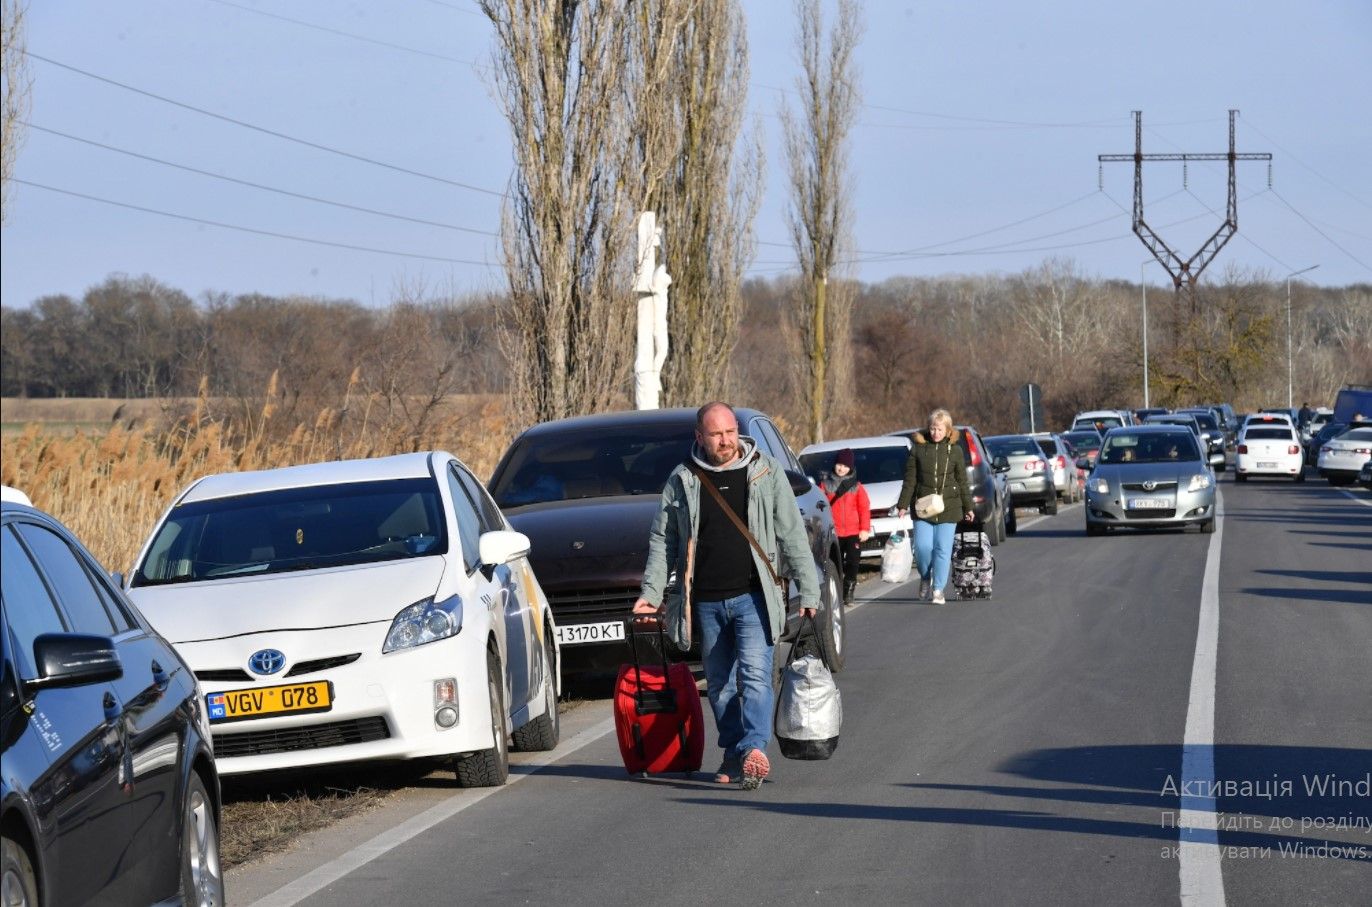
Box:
[1,389,513,574]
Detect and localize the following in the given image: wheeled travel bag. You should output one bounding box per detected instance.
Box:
[613,618,705,775]
[951,521,995,599]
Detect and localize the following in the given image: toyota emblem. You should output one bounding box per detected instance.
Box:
[248,649,287,676]
[1142,480,1157,491]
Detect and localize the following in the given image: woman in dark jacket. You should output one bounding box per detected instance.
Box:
[897,409,975,603]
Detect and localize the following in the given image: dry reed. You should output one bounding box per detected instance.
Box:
[1,378,514,574]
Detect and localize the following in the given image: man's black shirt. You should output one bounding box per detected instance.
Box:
[693,464,757,601]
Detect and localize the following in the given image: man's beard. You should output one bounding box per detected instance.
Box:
[708,444,736,466]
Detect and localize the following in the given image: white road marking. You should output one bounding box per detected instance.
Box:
[1338,488,1371,508]
[1179,487,1226,907]
[246,717,617,907]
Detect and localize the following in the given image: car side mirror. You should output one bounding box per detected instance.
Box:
[992,456,1010,473]
[478,529,532,568]
[25,633,123,692]
[785,469,812,497]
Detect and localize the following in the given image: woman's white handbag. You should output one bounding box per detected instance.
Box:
[914,492,945,519]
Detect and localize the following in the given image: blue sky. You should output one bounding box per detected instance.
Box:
[3,0,1369,310]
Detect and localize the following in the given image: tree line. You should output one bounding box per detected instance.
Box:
[4,264,1368,442]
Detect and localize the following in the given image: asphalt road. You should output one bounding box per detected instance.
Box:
[230,475,1372,907]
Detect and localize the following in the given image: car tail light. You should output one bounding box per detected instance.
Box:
[1056,455,1067,471]
[1356,448,1372,455]
[1025,458,1044,472]
[1237,444,1248,454]
[1288,445,1301,455]
[965,439,982,468]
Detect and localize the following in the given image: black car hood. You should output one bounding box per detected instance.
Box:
[504,495,662,590]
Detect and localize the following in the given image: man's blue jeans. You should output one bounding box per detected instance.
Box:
[696,590,773,761]
[913,519,956,591]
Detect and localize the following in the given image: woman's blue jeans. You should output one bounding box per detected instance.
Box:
[696,590,773,760]
[913,519,956,591]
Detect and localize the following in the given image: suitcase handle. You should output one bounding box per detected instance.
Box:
[625,617,677,715]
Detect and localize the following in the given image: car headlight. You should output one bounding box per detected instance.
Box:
[1188,473,1213,492]
[383,594,463,653]
[1092,477,1109,494]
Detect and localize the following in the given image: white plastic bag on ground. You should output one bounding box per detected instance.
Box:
[775,625,842,760]
[881,530,913,583]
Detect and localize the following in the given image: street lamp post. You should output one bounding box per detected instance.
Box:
[1285,264,1319,409]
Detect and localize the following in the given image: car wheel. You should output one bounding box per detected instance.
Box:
[456,647,510,787]
[1234,472,1247,483]
[1085,518,1105,537]
[511,630,560,752]
[179,772,224,907]
[817,559,846,672]
[1200,519,1216,534]
[988,505,1002,546]
[1294,469,1306,483]
[1042,493,1058,516]
[2,834,40,907]
[1005,505,1018,536]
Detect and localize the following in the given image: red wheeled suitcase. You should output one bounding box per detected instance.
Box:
[613,619,704,775]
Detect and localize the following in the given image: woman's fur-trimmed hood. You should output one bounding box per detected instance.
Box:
[913,428,962,445]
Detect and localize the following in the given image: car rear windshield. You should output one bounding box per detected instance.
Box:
[1063,431,1101,448]
[1336,428,1372,442]
[490,423,698,506]
[985,437,1041,458]
[133,477,447,586]
[1245,428,1295,440]
[1073,416,1123,431]
[1183,412,1219,430]
[800,446,910,483]
[1099,432,1201,464]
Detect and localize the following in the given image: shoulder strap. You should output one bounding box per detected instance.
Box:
[687,461,783,588]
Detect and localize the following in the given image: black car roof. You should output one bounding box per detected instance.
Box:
[513,406,770,438]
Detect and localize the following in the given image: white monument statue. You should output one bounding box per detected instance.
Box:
[634,211,671,410]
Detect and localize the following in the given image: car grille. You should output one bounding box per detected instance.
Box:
[1122,481,1178,491]
[195,653,362,684]
[213,717,390,759]
[546,586,639,623]
[286,654,361,677]
[196,668,251,683]
[1125,509,1176,520]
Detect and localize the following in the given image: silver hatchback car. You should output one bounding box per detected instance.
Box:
[1084,426,1216,535]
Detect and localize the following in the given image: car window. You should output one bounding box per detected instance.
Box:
[985,437,1041,458]
[1099,432,1201,464]
[1063,432,1101,448]
[800,445,909,483]
[133,478,448,586]
[490,423,696,506]
[453,463,503,533]
[15,523,118,636]
[753,418,798,470]
[2,526,71,676]
[1035,439,1056,457]
[1245,428,1295,440]
[445,469,485,573]
[1337,428,1372,442]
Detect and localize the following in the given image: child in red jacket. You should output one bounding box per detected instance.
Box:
[823,448,871,603]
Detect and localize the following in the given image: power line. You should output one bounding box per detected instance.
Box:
[204,0,479,66]
[861,191,1103,259]
[1268,188,1372,273]
[15,179,497,268]
[1241,119,1372,211]
[1184,187,1293,273]
[26,53,509,200]
[26,122,500,237]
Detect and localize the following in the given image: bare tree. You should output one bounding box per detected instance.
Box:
[2,0,31,224]
[645,0,763,407]
[781,0,863,443]
[479,0,639,426]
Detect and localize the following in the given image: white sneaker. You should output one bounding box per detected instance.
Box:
[931,588,946,605]
[919,578,931,600]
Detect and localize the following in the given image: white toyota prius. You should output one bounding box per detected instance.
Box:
[125,452,560,785]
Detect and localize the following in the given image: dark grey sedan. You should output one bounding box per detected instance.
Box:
[1084,427,1217,535]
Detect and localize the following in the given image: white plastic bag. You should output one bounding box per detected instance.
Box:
[775,621,842,760]
[881,530,913,583]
